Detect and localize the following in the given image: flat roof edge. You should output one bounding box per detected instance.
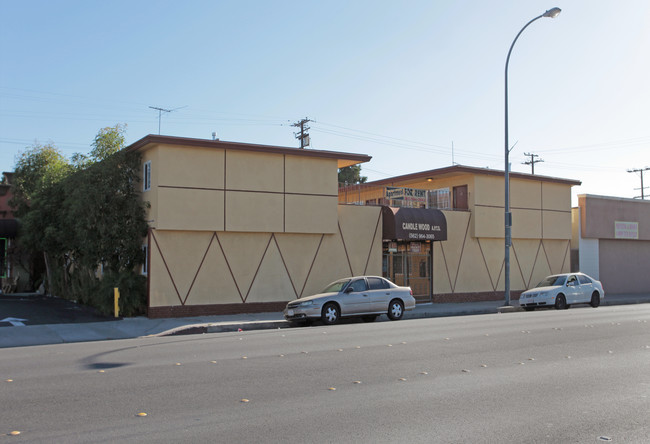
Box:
[365,165,581,186]
[124,134,371,164]
[578,193,650,203]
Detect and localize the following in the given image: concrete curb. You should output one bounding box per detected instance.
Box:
[155,320,291,336]
[153,298,650,337]
[156,308,504,337]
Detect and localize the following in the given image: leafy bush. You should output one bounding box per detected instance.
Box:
[13,127,149,316]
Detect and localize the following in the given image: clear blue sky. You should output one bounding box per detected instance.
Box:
[1,0,649,204]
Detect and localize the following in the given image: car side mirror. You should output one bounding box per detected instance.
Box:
[344,287,354,294]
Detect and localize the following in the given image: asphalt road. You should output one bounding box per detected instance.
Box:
[2,304,649,443]
[0,294,112,327]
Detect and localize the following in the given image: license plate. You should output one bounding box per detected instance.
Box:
[287,309,294,316]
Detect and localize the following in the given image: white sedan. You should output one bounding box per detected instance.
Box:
[519,273,605,311]
[283,276,415,325]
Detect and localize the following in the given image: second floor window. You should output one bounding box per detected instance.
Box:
[142,244,148,275]
[428,188,451,210]
[143,161,151,191]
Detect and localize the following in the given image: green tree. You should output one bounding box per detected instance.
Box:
[10,143,71,217]
[338,165,367,185]
[90,123,126,161]
[72,123,127,169]
[12,125,149,315]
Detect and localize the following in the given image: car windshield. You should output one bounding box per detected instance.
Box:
[321,279,351,293]
[536,275,566,287]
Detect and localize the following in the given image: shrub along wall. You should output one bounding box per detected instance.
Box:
[19,150,149,316]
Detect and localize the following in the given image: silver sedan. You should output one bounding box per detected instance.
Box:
[283,276,415,325]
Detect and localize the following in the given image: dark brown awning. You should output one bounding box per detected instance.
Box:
[382,206,447,241]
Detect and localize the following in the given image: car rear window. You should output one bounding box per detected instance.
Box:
[578,275,592,285]
[368,277,389,290]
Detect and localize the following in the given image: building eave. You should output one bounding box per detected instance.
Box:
[123,134,371,168]
[365,164,581,187]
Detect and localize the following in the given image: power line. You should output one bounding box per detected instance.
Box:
[627,167,650,199]
[522,152,544,174]
[291,117,311,149]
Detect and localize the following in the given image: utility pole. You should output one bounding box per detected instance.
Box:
[292,117,311,149]
[522,152,543,174]
[627,167,650,199]
[149,106,187,135]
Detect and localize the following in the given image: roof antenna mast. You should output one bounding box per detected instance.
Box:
[148,105,187,135]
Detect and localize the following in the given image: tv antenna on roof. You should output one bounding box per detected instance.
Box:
[149,105,187,134]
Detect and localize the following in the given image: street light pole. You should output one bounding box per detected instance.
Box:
[504,7,561,306]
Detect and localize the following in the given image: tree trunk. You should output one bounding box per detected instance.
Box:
[43,252,53,297]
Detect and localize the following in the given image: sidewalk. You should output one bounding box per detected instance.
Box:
[1,293,649,348]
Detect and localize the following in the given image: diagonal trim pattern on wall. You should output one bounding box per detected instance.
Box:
[274,235,298,298]
[182,233,218,305]
[214,232,244,302]
[299,234,325,298]
[149,220,380,306]
[436,211,573,297]
[476,239,497,292]
[150,230,184,305]
[452,214,473,293]
[337,222,354,276]
[363,211,382,275]
[243,234,275,302]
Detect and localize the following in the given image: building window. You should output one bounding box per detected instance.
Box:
[142,244,148,275]
[428,188,451,209]
[143,161,151,192]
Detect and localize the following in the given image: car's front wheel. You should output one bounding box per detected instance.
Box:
[555,294,567,310]
[590,292,601,308]
[387,299,404,320]
[321,303,340,325]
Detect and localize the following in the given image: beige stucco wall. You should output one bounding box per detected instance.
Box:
[141,144,339,234]
[140,145,159,226]
[542,182,571,211]
[158,188,225,231]
[148,205,382,308]
[159,144,226,188]
[473,175,572,240]
[226,151,284,192]
[433,210,571,295]
[286,155,338,195]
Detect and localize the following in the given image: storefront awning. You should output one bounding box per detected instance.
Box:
[382,206,447,241]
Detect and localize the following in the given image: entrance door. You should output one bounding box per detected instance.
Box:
[407,254,431,303]
[383,251,431,303]
[453,185,468,210]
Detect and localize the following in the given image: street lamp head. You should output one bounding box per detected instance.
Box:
[543,7,561,18]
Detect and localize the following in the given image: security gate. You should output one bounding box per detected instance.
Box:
[383,251,432,303]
